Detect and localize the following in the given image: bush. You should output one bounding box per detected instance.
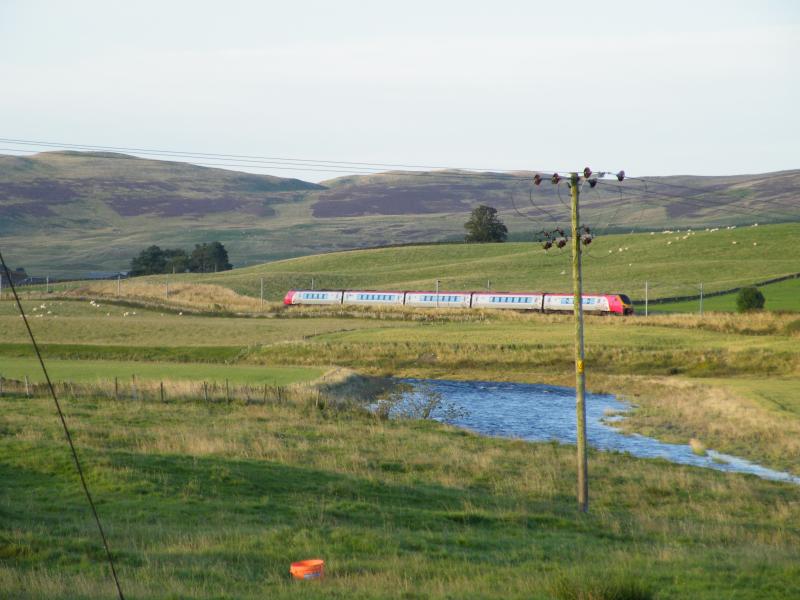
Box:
[548,569,655,600]
[736,287,765,312]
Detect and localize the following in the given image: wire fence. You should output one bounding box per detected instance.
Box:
[0,375,314,406]
[2,271,797,312]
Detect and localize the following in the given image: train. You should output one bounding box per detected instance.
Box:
[284,289,634,315]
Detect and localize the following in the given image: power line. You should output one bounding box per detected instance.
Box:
[0,137,568,181]
[0,250,125,600]
[1,136,795,222]
[0,145,547,184]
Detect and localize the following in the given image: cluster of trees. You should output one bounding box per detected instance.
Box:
[130,242,232,276]
[464,205,508,243]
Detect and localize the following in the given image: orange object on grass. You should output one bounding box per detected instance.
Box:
[290,559,324,580]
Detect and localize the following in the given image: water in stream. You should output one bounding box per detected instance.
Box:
[399,379,800,485]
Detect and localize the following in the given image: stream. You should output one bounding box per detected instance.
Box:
[398,378,800,485]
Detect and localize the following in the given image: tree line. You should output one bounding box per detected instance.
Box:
[130,242,232,275]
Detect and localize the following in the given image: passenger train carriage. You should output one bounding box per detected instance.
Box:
[284,289,634,315]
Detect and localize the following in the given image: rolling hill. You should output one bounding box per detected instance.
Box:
[130,222,800,306]
[1,151,798,276]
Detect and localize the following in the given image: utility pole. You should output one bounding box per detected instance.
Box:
[533,168,623,514]
[435,279,440,308]
[569,172,589,513]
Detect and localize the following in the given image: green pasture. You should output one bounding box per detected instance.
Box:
[651,277,800,313]
[2,278,800,597]
[0,299,405,347]
[1,393,798,599]
[126,222,800,303]
[0,356,323,386]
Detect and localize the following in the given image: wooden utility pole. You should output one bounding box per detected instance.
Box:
[569,172,589,513]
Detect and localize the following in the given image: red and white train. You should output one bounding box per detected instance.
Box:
[284,289,634,315]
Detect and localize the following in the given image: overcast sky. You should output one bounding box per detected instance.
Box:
[1,1,798,181]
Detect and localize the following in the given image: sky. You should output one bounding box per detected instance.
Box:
[1,0,798,181]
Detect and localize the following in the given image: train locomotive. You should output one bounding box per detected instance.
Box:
[284,289,634,315]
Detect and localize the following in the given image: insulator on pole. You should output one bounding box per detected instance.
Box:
[543,240,553,250]
[533,174,543,185]
[588,178,598,188]
[551,173,561,184]
[616,170,625,182]
[582,234,593,245]
[556,237,567,248]
[583,167,592,179]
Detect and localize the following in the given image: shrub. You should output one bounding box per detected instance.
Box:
[736,287,765,312]
[548,569,655,600]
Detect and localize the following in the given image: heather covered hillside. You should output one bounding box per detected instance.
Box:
[1,151,798,275]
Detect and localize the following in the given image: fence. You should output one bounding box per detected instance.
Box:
[636,272,800,310]
[0,375,320,406]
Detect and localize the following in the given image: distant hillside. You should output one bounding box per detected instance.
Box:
[0,151,320,223]
[313,169,800,224]
[1,151,798,276]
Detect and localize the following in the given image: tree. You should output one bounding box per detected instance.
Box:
[130,245,167,276]
[736,286,765,312]
[464,205,508,243]
[163,248,190,273]
[189,241,232,273]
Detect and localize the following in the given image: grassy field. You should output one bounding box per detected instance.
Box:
[2,293,799,597]
[0,356,322,386]
[651,277,800,313]
[1,392,798,599]
[37,222,799,310]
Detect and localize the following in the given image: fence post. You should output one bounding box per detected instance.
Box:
[203,381,209,402]
[260,278,264,310]
[225,379,230,402]
[263,383,268,404]
[644,281,649,317]
[24,375,30,398]
[699,282,704,316]
[132,374,137,401]
[0,377,3,397]
[160,381,165,403]
[114,376,119,401]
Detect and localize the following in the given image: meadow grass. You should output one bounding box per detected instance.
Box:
[31,223,800,304]
[651,277,800,313]
[0,392,798,599]
[0,356,323,386]
[2,300,797,473]
[0,298,407,347]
